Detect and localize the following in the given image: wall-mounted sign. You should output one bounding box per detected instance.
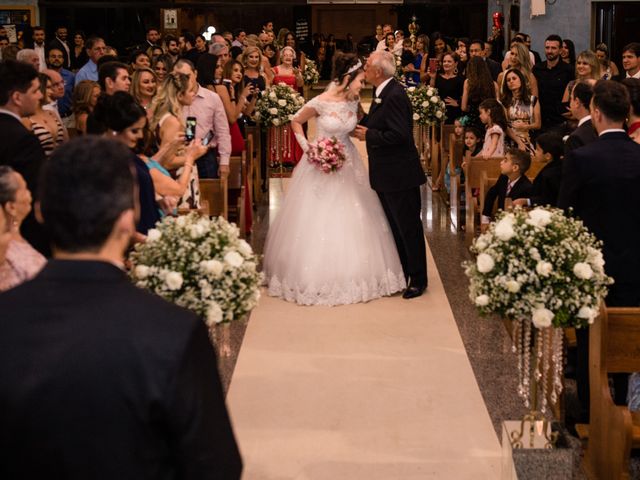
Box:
[163,9,178,30]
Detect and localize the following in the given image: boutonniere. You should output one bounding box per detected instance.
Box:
[374,98,382,105]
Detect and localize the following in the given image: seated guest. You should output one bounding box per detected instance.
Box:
[72,80,100,135]
[0,136,242,478]
[98,61,131,96]
[22,73,67,156]
[0,167,46,291]
[564,80,598,154]
[75,36,106,83]
[130,67,158,111]
[622,78,640,144]
[481,149,533,229]
[513,132,564,208]
[129,49,151,71]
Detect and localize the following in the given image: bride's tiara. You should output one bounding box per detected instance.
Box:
[346,59,362,75]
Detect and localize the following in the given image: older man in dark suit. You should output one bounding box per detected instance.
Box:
[355,50,428,299]
[0,60,48,255]
[559,80,640,423]
[0,137,242,479]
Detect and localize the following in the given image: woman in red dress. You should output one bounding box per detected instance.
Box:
[271,46,304,165]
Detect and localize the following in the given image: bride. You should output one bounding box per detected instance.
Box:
[263,53,406,306]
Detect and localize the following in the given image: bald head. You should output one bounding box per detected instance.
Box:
[44,69,65,100]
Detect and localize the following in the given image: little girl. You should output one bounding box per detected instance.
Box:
[464,126,483,157]
[478,98,507,158]
[436,116,467,192]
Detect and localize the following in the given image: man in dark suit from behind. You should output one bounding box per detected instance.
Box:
[0,59,48,255]
[559,80,640,423]
[469,39,501,81]
[564,80,598,155]
[0,137,242,479]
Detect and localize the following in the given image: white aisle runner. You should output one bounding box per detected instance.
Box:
[227,244,502,479]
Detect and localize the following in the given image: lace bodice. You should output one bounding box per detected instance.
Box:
[297,96,359,142]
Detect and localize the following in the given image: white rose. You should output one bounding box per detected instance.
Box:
[269,107,278,115]
[288,114,294,121]
[269,91,277,98]
[573,262,594,280]
[407,86,416,92]
[427,89,434,96]
[134,265,150,279]
[205,301,224,327]
[189,223,206,238]
[165,271,183,291]
[224,251,244,268]
[146,229,161,242]
[175,216,187,227]
[238,239,253,257]
[529,247,541,261]
[577,306,597,324]
[272,118,281,126]
[436,111,443,118]
[535,261,553,277]
[494,216,515,241]
[505,280,521,293]
[587,247,605,271]
[413,113,420,121]
[477,253,495,273]
[532,308,554,329]
[200,259,223,277]
[475,294,490,306]
[430,97,438,103]
[422,100,429,107]
[278,99,287,106]
[526,208,553,228]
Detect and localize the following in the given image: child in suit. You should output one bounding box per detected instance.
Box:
[481,148,533,230]
[513,132,564,208]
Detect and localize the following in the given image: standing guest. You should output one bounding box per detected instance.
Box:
[622,78,640,144]
[559,80,640,423]
[164,34,180,64]
[71,80,100,135]
[130,50,151,70]
[0,206,10,266]
[152,53,173,83]
[501,38,536,72]
[70,31,88,70]
[461,56,498,130]
[196,53,219,90]
[400,38,417,85]
[242,46,270,89]
[98,61,131,96]
[430,31,449,59]
[533,35,574,134]
[405,34,429,83]
[174,59,231,180]
[374,24,385,46]
[75,36,106,83]
[561,50,601,105]
[0,167,46,291]
[498,42,539,97]
[456,37,470,65]
[142,26,161,49]
[595,43,619,80]
[22,73,67,156]
[0,136,243,479]
[30,26,46,71]
[0,60,48,256]
[375,24,394,52]
[285,32,306,70]
[478,98,507,158]
[16,49,41,72]
[469,39,501,81]
[513,132,564,208]
[195,34,208,56]
[519,32,542,64]
[344,33,355,53]
[263,43,278,68]
[383,32,396,55]
[428,52,464,124]
[0,36,9,57]
[622,43,640,79]
[48,25,71,69]
[181,32,200,65]
[210,42,230,67]
[561,39,576,67]
[46,48,75,121]
[148,45,164,59]
[501,68,541,153]
[231,28,246,59]
[564,80,597,154]
[130,67,158,111]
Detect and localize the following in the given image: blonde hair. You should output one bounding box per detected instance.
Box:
[130,67,157,103]
[149,72,192,131]
[241,45,263,70]
[72,80,99,115]
[511,43,533,78]
[576,50,601,80]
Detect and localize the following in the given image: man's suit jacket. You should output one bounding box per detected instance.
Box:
[0,112,48,255]
[0,260,242,479]
[485,57,501,81]
[48,37,71,69]
[558,131,640,287]
[361,79,426,192]
[529,159,562,207]
[482,174,533,217]
[564,118,598,155]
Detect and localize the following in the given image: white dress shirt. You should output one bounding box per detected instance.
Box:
[375,78,393,98]
[34,44,46,72]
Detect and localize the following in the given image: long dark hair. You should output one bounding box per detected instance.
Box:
[196,53,218,88]
[467,56,496,103]
[331,53,363,87]
[500,68,531,107]
[479,98,508,132]
[222,60,245,100]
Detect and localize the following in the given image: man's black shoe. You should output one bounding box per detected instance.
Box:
[402,284,426,299]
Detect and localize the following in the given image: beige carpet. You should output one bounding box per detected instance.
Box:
[227,245,502,479]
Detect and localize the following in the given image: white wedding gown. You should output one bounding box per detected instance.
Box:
[263,96,406,306]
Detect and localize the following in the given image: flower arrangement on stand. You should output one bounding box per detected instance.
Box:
[464,207,612,446]
[129,214,263,336]
[302,59,320,87]
[306,136,346,173]
[393,54,406,86]
[255,83,305,173]
[407,85,446,170]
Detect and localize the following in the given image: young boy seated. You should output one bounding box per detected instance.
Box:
[512,132,564,208]
[481,148,533,229]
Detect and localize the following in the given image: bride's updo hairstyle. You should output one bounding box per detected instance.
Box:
[332,53,363,89]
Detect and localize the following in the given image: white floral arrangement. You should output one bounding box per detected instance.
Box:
[393,54,406,86]
[464,207,613,329]
[254,82,305,128]
[129,213,263,328]
[407,85,447,126]
[302,59,320,86]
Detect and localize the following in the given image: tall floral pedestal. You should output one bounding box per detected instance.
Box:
[267,124,294,178]
[413,123,430,173]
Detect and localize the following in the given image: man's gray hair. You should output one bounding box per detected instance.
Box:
[371,51,396,78]
[209,43,228,56]
[16,49,37,63]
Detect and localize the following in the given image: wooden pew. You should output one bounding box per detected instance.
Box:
[448,136,465,229]
[228,153,247,238]
[579,306,640,480]
[245,125,263,203]
[199,178,228,219]
[463,155,503,242]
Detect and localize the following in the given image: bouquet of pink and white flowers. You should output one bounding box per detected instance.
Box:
[306,136,347,173]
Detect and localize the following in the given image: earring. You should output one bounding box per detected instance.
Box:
[454,68,458,75]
